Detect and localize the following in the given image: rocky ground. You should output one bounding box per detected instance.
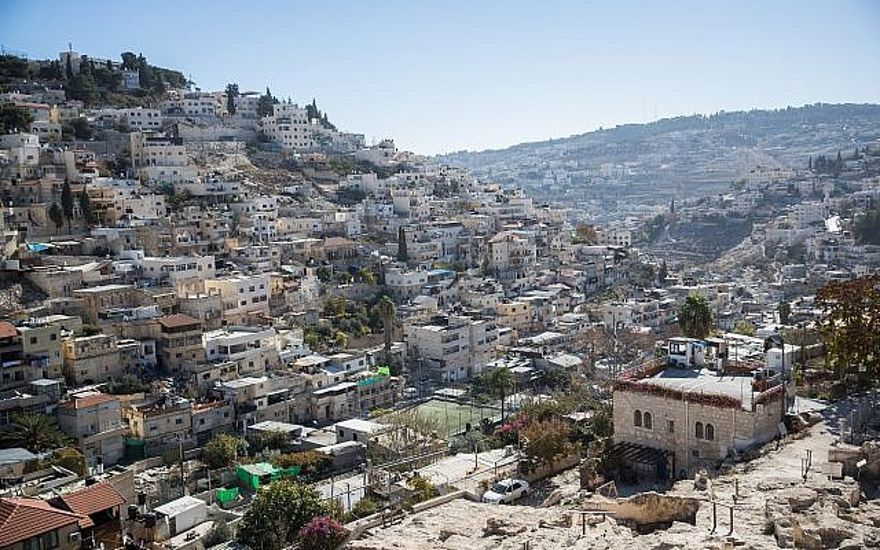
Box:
[349,396,880,549]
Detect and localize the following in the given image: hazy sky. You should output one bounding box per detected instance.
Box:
[3,1,879,154]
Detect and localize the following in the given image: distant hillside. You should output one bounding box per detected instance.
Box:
[439,103,880,190]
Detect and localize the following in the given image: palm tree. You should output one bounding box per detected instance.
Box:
[484,368,515,423]
[376,296,396,368]
[0,413,69,453]
[678,294,713,339]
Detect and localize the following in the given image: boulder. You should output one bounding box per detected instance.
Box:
[483,517,526,537]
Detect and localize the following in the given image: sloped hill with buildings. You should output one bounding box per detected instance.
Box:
[440,103,880,198]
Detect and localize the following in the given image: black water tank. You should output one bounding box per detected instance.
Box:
[127,505,138,520]
[137,493,146,506]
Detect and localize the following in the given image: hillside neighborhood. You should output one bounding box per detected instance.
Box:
[0,46,878,550]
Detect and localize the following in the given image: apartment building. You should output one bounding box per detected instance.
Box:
[122,108,163,130]
[157,314,206,373]
[258,103,317,150]
[57,392,127,467]
[62,334,123,386]
[204,274,270,321]
[488,230,537,282]
[16,319,64,380]
[72,284,138,324]
[191,400,235,444]
[138,255,215,283]
[404,315,499,382]
[123,396,193,456]
[203,326,279,373]
[310,371,398,422]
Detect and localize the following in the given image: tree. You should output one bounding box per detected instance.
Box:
[677,294,712,339]
[60,180,75,233]
[778,301,791,325]
[48,203,64,235]
[0,104,33,133]
[236,479,328,550]
[257,87,275,117]
[79,189,95,227]
[521,418,579,467]
[816,275,880,387]
[357,268,376,285]
[574,224,598,244]
[225,83,239,115]
[396,227,408,262]
[657,260,668,285]
[271,451,332,480]
[854,207,880,245]
[733,320,756,337]
[298,516,348,550]
[0,55,29,78]
[333,331,348,350]
[483,367,514,423]
[202,433,245,470]
[66,73,99,104]
[120,52,138,71]
[67,117,92,140]
[376,296,396,368]
[0,413,68,453]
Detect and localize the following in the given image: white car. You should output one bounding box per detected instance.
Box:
[481,478,530,504]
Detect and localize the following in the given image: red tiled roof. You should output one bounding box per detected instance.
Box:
[0,498,90,546]
[61,393,116,410]
[56,483,125,518]
[158,314,200,329]
[0,322,17,339]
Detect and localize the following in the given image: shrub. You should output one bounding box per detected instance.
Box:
[298,516,348,550]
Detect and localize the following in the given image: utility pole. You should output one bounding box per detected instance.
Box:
[178,434,187,496]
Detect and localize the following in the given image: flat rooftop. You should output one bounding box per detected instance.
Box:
[638,368,756,410]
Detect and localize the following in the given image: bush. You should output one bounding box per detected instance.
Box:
[406,475,438,506]
[298,516,348,550]
[347,497,378,521]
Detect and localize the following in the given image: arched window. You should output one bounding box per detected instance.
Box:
[705,423,715,441]
[643,412,653,430]
[695,422,704,439]
[634,410,642,427]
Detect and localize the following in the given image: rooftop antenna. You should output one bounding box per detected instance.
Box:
[68,42,73,52]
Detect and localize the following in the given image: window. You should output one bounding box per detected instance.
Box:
[24,530,59,550]
[643,412,652,430]
[633,410,642,427]
[705,423,715,441]
[667,420,675,433]
[692,449,700,458]
[695,422,704,439]
[175,418,183,425]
